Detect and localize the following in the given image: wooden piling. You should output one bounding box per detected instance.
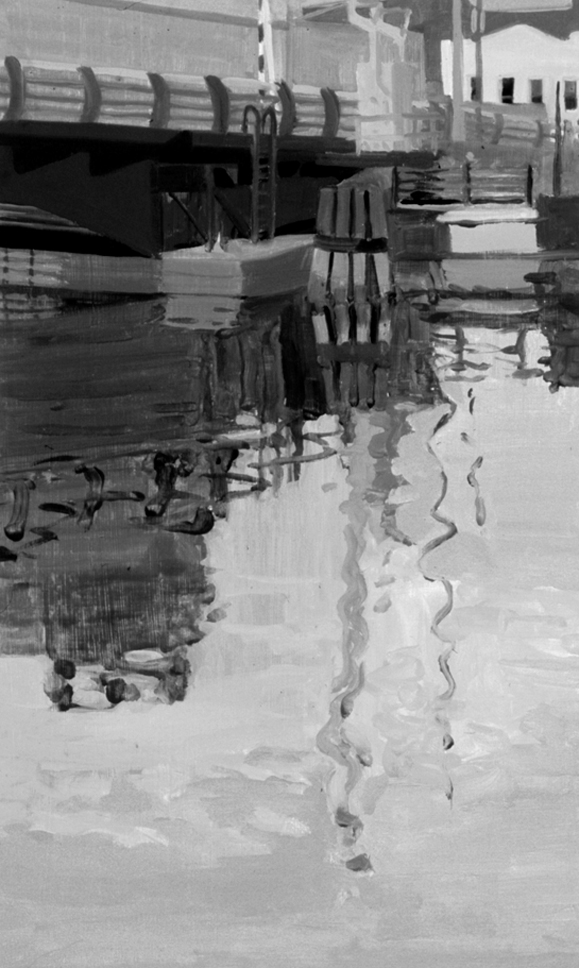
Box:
[307,176,423,411]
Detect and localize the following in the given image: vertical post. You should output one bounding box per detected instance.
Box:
[474,0,484,143]
[260,0,276,85]
[262,105,277,240]
[452,0,465,143]
[554,81,562,198]
[463,158,472,204]
[526,164,533,207]
[475,0,484,103]
[205,165,217,251]
[242,105,261,244]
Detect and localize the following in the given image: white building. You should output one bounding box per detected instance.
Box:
[272,0,429,151]
[441,24,579,125]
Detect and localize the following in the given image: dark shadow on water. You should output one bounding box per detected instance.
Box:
[0,290,450,708]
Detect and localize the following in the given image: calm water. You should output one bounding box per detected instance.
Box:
[1,295,579,965]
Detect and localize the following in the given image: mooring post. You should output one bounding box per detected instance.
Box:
[204,165,217,251]
[554,81,562,198]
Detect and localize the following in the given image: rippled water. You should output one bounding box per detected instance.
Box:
[1,299,578,966]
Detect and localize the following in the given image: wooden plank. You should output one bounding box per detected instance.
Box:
[355,301,371,344]
[357,363,374,408]
[373,366,389,409]
[377,301,392,344]
[316,187,335,237]
[352,187,367,240]
[352,252,366,295]
[339,362,355,406]
[368,184,387,240]
[330,251,349,300]
[311,311,330,344]
[307,247,331,309]
[320,364,337,412]
[335,182,352,239]
[334,302,350,345]
[372,252,391,298]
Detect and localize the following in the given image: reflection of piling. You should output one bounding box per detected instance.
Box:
[308,181,436,409]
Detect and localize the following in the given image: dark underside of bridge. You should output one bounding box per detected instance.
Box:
[0,121,437,256]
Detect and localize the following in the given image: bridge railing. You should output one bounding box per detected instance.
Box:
[462,101,553,149]
[0,55,357,141]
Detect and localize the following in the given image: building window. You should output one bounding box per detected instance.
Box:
[530,79,543,104]
[565,80,577,110]
[501,77,514,104]
[470,76,481,101]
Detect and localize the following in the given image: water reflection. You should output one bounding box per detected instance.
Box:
[4,294,579,954]
[0,292,563,714]
[0,293,355,712]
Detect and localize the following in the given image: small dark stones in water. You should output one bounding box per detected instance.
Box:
[169,654,190,676]
[105,678,126,704]
[38,502,77,516]
[335,807,361,829]
[0,546,17,562]
[44,671,67,703]
[206,606,227,623]
[54,657,76,680]
[35,455,80,465]
[335,808,364,841]
[356,749,372,767]
[164,507,215,535]
[524,271,557,285]
[123,683,141,702]
[190,506,215,534]
[340,693,355,718]
[157,674,187,703]
[57,684,74,711]
[346,853,373,873]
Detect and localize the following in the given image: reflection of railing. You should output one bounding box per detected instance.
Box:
[393,162,533,208]
[0,56,354,140]
[401,102,452,151]
[462,101,552,148]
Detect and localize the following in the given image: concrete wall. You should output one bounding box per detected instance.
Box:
[0,0,259,78]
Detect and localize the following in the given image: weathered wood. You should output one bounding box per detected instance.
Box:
[312,311,331,344]
[317,187,336,238]
[353,188,367,240]
[308,248,331,309]
[335,182,352,239]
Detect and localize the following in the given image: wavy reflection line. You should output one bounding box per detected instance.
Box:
[419,393,458,714]
[467,454,486,527]
[249,433,336,469]
[316,496,369,855]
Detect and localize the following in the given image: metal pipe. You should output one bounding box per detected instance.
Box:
[452,0,465,142]
[242,104,261,244]
[261,104,277,240]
